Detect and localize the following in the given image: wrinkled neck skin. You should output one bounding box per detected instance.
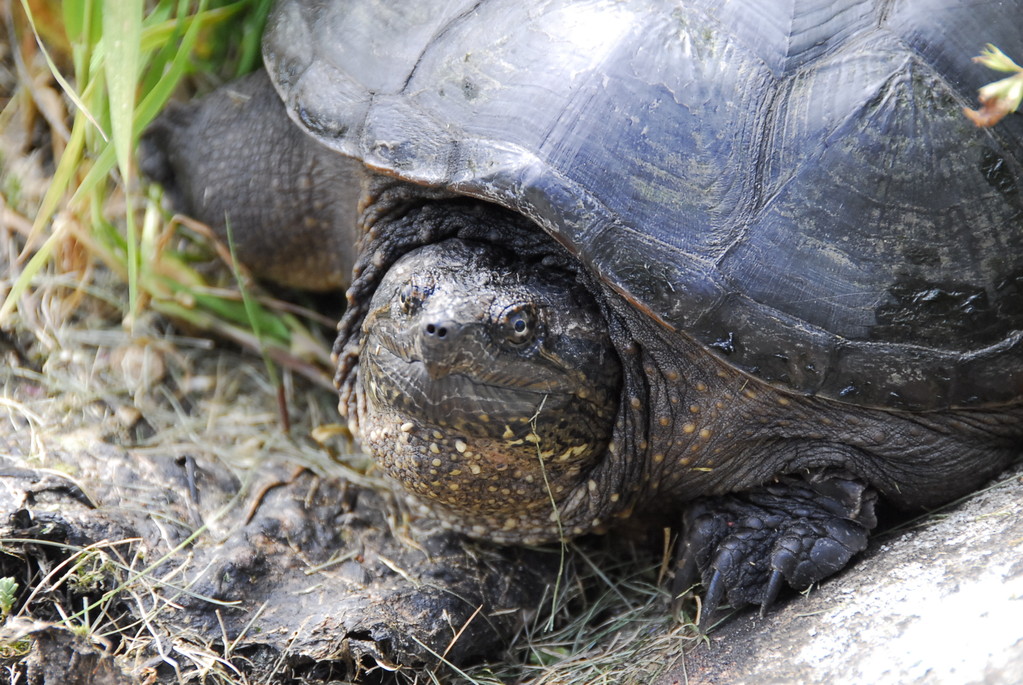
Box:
[610,299,1023,515]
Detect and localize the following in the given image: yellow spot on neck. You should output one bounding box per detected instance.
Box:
[558,444,589,461]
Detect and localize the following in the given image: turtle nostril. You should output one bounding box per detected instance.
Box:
[424,322,449,339]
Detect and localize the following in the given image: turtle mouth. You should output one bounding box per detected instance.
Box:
[362,330,575,432]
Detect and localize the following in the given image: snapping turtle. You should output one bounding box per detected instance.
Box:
[143,0,1023,617]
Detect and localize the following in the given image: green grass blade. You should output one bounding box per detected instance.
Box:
[234,0,273,75]
[134,0,212,131]
[0,115,90,325]
[102,0,141,175]
[20,0,107,141]
[102,0,143,324]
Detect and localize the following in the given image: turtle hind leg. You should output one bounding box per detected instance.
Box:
[140,70,363,292]
[675,469,878,623]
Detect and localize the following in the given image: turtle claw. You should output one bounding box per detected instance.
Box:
[760,570,786,617]
[677,470,877,621]
[701,569,727,623]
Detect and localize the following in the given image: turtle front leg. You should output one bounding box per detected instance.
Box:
[675,469,878,621]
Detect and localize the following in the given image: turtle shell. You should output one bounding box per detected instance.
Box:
[264,0,1023,410]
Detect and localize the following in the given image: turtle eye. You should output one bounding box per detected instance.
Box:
[498,304,537,346]
[398,282,424,315]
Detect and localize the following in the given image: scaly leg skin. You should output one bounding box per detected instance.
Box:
[139,70,362,292]
[675,469,878,622]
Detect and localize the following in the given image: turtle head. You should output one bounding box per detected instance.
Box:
[358,238,621,541]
